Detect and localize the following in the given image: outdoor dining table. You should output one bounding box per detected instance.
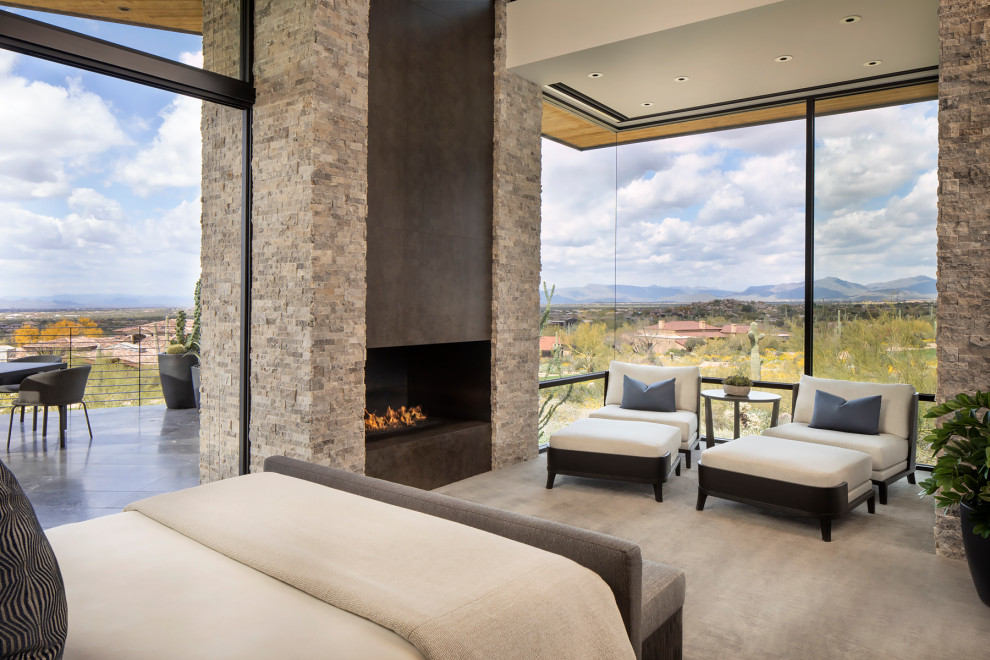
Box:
[0,361,66,386]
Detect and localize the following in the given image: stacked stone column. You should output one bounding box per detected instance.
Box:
[201,0,542,479]
[491,0,543,468]
[935,0,990,558]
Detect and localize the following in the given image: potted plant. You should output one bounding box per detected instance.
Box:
[157,281,201,409]
[723,373,752,397]
[919,391,990,606]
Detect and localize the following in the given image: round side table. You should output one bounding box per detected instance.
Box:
[701,389,781,448]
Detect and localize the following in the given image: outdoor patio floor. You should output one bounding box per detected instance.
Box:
[2,404,200,529]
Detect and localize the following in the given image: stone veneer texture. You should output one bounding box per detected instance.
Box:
[935,0,990,559]
[200,0,244,482]
[491,0,543,469]
[248,0,368,474]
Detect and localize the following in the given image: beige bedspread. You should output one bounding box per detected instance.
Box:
[47,512,423,659]
[126,472,635,660]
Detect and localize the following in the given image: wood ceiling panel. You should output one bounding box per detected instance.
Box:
[544,82,939,150]
[0,1,202,35]
[815,82,938,116]
[541,102,615,149]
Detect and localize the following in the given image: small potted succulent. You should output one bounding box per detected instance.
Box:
[919,391,990,606]
[723,373,752,397]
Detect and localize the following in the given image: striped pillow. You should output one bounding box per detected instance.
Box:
[0,459,67,659]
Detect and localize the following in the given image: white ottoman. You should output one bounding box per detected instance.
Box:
[547,418,682,501]
[697,435,875,541]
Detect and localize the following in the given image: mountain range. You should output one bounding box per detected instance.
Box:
[0,294,193,311]
[542,276,936,305]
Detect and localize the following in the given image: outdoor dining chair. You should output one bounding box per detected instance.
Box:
[0,355,65,425]
[7,365,93,449]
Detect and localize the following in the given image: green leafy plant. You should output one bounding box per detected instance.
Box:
[919,391,990,538]
[724,373,752,387]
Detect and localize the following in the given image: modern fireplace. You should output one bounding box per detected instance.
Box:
[364,341,491,489]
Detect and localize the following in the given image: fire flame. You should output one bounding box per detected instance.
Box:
[365,405,427,432]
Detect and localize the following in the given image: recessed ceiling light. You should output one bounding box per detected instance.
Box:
[774,55,793,63]
[840,15,861,24]
[587,72,604,79]
[641,102,654,107]
[674,76,690,83]
[864,60,883,67]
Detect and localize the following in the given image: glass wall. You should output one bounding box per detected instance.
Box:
[0,50,233,411]
[538,138,616,444]
[612,121,805,381]
[813,100,938,458]
[540,93,939,450]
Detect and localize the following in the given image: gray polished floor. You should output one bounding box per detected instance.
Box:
[2,405,200,529]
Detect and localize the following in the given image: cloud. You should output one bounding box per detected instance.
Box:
[541,102,937,292]
[0,51,129,201]
[179,51,204,68]
[0,194,201,296]
[114,95,203,195]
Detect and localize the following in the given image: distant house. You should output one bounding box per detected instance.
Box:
[719,324,752,336]
[540,335,567,357]
[635,320,764,354]
[0,345,15,362]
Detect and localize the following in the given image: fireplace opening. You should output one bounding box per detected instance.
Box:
[365,341,491,489]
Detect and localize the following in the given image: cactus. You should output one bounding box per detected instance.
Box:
[165,343,187,355]
[187,278,201,357]
[748,321,765,381]
[172,309,188,348]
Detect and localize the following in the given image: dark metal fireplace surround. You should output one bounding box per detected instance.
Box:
[365,0,496,489]
[365,342,491,490]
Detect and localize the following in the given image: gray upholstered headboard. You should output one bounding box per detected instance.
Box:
[263,455,645,648]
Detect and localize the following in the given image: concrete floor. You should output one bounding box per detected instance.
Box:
[2,405,200,529]
[437,454,990,660]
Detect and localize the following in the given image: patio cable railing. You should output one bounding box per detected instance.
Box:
[538,372,935,470]
[1,326,169,409]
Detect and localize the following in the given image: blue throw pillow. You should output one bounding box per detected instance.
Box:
[621,375,676,413]
[0,459,68,659]
[808,390,882,435]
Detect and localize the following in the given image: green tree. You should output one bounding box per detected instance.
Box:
[538,283,572,444]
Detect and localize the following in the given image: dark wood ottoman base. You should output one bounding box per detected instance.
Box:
[696,465,875,541]
[547,447,681,502]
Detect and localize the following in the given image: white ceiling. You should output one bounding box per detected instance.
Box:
[508,0,938,124]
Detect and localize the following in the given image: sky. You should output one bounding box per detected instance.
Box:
[540,101,938,292]
[0,9,205,302]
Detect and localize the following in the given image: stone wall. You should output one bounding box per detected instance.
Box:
[200,0,244,482]
[935,0,990,558]
[248,0,369,474]
[203,0,538,478]
[491,0,543,469]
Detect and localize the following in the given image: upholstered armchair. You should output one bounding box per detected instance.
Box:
[589,361,702,467]
[762,375,918,504]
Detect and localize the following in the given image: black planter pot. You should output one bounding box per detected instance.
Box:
[158,353,199,410]
[961,501,990,606]
[190,365,201,410]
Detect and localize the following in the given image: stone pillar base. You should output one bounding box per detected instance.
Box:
[935,505,966,560]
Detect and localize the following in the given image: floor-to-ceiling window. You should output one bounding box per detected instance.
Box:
[813,99,938,458]
[539,89,938,457]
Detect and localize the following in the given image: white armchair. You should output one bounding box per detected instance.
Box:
[762,375,918,504]
[589,361,702,467]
